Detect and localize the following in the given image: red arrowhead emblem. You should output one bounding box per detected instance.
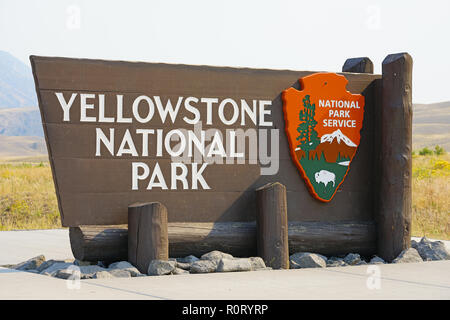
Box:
[282,73,365,202]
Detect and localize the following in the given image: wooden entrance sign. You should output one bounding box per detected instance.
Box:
[31,54,412,262]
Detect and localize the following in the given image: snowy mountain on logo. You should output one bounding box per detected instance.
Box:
[307,129,357,163]
[320,129,356,147]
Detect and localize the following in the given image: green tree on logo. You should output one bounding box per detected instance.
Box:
[297,95,320,157]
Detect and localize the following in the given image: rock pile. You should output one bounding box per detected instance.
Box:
[147,251,269,275]
[4,250,269,279]
[287,237,448,269]
[6,257,145,279]
[290,252,373,269]
[412,237,450,261]
[391,237,450,264]
[3,237,448,279]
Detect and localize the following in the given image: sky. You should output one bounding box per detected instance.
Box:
[1,0,449,103]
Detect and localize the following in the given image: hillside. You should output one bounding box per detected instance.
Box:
[413,101,450,151]
[0,136,47,160]
[0,107,43,136]
[0,51,37,109]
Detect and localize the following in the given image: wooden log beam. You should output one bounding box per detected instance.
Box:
[128,202,169,274]
[69,225,128,262]
[168,222,257,258]
[342,57,374,74]
[69,220,376,262]
[378,53,413,262]
[288,221,376,256]
[256,183,289,269]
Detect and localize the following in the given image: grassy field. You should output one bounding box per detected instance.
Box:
[0,162,60,230]
[0,155,449,240]
[411,153,450,239]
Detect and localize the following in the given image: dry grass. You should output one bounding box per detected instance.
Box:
[0,162,60,230]
[411,153,450,240]
[0,156,449,240]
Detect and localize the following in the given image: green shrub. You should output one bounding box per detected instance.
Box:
[434,145,446,155]
[419,147,433,156]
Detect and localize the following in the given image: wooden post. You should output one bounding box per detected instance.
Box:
[256,182,289,269]
[378,53,413,262]
[342,57,374,74]
[128,202,169,274]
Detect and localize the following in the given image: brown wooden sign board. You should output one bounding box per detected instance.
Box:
[31,56,382,227]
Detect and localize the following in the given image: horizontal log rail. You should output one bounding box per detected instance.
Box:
[69,220,376,262]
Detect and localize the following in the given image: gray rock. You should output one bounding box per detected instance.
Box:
[54,268,75,279]
[290,252,326,269]
[355,260,367,265]
[74,259,96,266]
[317,254,328,262]
[201,251,233,261]
[93,271,114,279]
[176,255,200,264]
[108,261,142,277]
[327,256,344,262]
[172,267,189,275]
[109,269,131,278]
[40,262,73,276]
[148,260,176,276]
[26,270,39,274]
[79,265,106,274]
[79,265,108,279]
[393,248,423,263]
[53,265,83,279]
[217,258,252,272]
[36,260,54,273]
[412,237,450,261]
[344,253,361,265]
[249,257,266,270]
[108,261,131,269]
[369,256,385,264]
[190,260,218,273]
[327,256,342,261]
[36,259,66,273]
[13,255,45,271]
[176,262,192,270]
[289,253,303,268]
[326,257,347,267]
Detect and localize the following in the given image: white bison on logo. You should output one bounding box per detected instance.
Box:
[314,170,335,187]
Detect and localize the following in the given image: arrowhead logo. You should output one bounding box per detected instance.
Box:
[282,73,365,202]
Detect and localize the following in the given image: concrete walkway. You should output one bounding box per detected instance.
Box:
[0,229,73,265]
[0,229,449,299]
[1,261,449,299]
